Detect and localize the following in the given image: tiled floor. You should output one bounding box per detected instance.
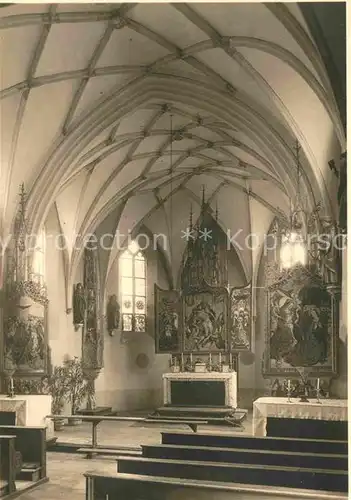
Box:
[17,415,253,499]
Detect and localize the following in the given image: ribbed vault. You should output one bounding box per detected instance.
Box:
[0,2,344,296]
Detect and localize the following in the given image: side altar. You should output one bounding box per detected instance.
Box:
[0,394,54,439]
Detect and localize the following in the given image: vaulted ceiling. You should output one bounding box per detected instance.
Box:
[0,2,345,290]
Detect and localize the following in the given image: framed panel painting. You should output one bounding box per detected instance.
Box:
[154,285,181,353]
[263,265,338,377]
[229,283,252,351]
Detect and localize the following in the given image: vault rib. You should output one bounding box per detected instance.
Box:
[62,20,118,134]
[78,108,168,230]
[2,4,56,223]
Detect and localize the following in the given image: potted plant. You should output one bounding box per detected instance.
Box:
[47,366,69,431]
[64,357,88,425]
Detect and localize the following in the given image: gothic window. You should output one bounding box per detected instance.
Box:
[31,227,46,285]
[119,241,146,332]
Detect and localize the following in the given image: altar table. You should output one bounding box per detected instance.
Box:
[253,397,347,437]
[163,372,237,409]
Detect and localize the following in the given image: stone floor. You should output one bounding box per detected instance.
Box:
[17,414,253,499]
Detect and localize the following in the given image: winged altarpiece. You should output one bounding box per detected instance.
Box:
[155,194,253,357]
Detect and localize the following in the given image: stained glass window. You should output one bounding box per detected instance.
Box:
[119,241,146,332]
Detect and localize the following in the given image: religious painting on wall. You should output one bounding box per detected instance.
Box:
[263,264,337,377]
[3,289,48,377]
[183,288,229,353]
[155,285,181,353]
[229,283,252,351]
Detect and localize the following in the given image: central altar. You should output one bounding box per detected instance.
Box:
[153,192,251,426]
[163,372,237,408]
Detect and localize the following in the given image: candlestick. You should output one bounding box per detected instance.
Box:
[287,379,291,403]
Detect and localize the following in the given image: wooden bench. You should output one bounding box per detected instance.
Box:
[266,418,348,441]
[161,431,348,455]
[47,414,205,459]
[85,471,348,500]
[0,426,47,483]
[116,455,348,492]
[141,443,348,471]
[0,436,16,498]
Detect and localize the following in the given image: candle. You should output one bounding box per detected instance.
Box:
[190,353,193,364]
[181,353,184,368]
[219,352,222,365]
[317,378,320,391]
[229,353,233,367]
[287,379,291,391]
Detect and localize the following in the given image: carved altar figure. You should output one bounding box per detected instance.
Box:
[184,293,226,351]
[73,283,86,325]
[318,218,339,284]
[107,294,120,336]
[230,284,252,351]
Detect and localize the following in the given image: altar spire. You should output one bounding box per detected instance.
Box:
[181,190,228,291]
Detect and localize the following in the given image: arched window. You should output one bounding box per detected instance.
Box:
[31,227,46,285]
[119,241,146,332]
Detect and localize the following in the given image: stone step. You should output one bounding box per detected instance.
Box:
[116,456,348,492]
[161,432,348,455]
[141,444,347,471]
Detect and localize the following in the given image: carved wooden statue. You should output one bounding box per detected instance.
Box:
[73,283,86,326]
[106,294,120,336]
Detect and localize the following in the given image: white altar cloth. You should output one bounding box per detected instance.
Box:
[0,394,53,438]
[253,397,348,437]
[163,371,237,408]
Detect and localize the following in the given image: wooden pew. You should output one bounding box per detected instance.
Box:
[0,436,16,498]
[0,426,47,483]
[85,471,348,500]
[161,431,348,455]
[266,418,348,441]
[116,455,348,492]
[142,443,348,471]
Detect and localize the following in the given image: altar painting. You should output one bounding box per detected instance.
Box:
[230,284,252,351]
[2,290,48,377]
[183,290,228,352]
[264,266,336,376]
[155,285,181,353]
